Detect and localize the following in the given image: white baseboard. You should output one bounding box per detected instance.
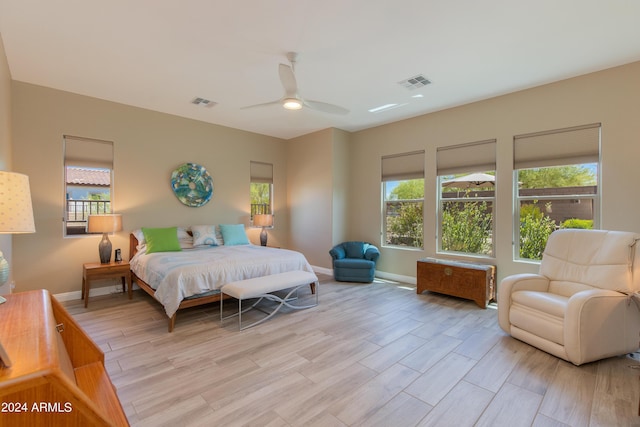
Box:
[54,268,416,301]
[54,284,138,302]
[312,266,333,276]
[311,265,415,286]
[375,270,416,285]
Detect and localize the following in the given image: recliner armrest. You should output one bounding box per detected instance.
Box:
[364,245,380,262]
[498,273,550,333]
[329,245,346,260]
[564,288,639,365]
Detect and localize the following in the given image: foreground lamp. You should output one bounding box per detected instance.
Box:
[87,214,122,264]
[0,171,36,289]
[253,214,274,246]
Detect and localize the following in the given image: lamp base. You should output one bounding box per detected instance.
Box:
[260,228,268,247]
[98,233,112,264]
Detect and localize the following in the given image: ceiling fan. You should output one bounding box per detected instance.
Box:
[241,52,349,115]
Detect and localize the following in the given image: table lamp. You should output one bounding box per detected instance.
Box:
[253,214,273,246]
[0,171,36,297]
[87,214,122,263]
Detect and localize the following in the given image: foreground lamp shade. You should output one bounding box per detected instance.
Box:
[0,171,36,234]
[87,214,122,264]
[0,171,36,286]
[253,214,273,247]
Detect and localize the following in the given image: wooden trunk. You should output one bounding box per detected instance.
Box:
[417,258,495,308]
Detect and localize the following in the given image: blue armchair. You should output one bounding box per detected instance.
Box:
[329,241,380,283]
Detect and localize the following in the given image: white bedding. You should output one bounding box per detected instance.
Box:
[130,244,315,318]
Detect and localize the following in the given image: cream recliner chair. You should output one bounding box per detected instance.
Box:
[498,229,640,365]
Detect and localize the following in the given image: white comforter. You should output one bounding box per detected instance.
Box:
[130,245,315,318]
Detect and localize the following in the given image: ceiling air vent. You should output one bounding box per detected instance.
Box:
[398,74,431,90]
[191,97,217,108]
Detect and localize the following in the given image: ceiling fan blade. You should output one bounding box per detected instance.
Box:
[279,63,298,95]
[240,100,281,110]
[304,99,349,115]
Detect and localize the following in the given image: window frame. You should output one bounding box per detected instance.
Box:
[436,140,497,258]
[382,179,425,250]
[437,175,496,257]
[381,151,425,250]
[250,161,273,222]
[63,136,114,237]
[513,124,601,262]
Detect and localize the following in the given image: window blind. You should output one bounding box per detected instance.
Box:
[514,123,600,169]
[437,139,496,176]
[64,135,113,169]
[250,161,273,183]
[381,150,425,182]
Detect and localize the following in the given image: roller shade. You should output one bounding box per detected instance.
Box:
[437,139,496,176]
[514,123,600,169]
[250,161,273,183]
[64,135,113,169]
[381,150,424,182]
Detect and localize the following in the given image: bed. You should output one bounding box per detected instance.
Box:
[128,231,316,332]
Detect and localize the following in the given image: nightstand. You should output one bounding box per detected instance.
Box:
[82,261,132,307]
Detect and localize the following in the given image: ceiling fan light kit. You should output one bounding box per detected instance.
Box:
[283,98,303,110]
[242,52,349,115]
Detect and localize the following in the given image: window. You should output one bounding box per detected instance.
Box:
[437,140,496,257]
[250,161,273,220]
[514,124,600,260]
[63,136,114,236]
[381,151,424,249]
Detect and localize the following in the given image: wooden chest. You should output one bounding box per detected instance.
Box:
[417,258,495,308]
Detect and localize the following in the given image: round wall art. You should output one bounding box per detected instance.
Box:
[170,163,213,207]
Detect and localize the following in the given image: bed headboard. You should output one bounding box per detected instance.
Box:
[129,233,139,261]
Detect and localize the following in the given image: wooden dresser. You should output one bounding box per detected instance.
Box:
[417,258,495,308]
[0,289,128,426]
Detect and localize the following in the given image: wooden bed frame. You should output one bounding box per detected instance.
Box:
[129,233,225,332]
[128,233,316,332]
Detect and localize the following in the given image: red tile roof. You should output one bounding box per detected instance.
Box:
[66,167,110,186]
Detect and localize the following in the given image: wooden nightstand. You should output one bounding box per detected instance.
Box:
[82,261,132,307]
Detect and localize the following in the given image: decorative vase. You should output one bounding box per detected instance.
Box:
[0,251,9,285]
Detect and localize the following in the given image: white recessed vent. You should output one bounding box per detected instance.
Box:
[398,74,431,90]
[191,97,217,108]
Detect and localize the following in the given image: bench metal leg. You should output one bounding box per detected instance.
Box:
[221,282,319,330]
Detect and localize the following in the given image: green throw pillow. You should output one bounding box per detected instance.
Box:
[219,224,250,246]
[142,227,182,254]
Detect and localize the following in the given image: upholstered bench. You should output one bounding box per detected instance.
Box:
[220,270,319,330]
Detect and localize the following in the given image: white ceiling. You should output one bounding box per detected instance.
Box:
[1,1,640,140]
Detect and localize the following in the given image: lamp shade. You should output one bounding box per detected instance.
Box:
[253,214,273,228]
[87,214,122,233]
[0,171,36,233]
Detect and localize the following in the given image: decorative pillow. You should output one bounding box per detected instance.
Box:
[134,227,191,247]
[177,227,194,249]
[132,228,146,246]
[141,227,182,254]
[219,224,250,246]
[215,226,224,245]
[191,225,219,246]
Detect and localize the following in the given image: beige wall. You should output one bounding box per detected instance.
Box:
[331,128,351,246]
[286,129,335,268]
[348,61,640,282]
[0,34,13,294]
[11,82,287,294]
[7,56,640,294]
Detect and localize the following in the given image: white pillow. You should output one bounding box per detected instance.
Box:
[191,225,220,246]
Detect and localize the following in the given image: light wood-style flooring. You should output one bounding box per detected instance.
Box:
[63,274,640,426]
